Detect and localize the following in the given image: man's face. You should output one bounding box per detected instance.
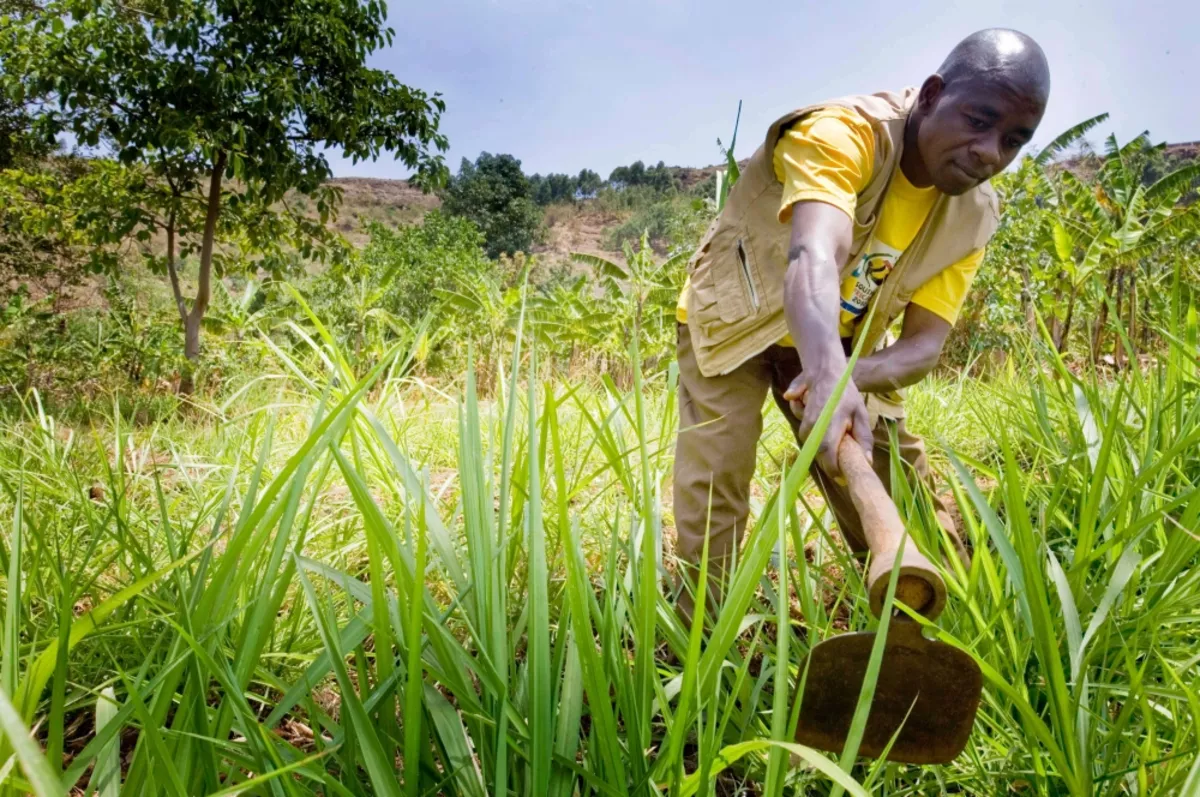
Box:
[916,76,1045,195]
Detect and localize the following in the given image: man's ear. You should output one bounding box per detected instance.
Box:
[916,75,945,114]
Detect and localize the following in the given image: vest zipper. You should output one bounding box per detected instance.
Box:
[736,239,760,312]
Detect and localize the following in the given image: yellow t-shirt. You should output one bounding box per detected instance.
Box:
[677,106,984,347]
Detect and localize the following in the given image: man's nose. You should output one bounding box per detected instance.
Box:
[971,134,1003,170]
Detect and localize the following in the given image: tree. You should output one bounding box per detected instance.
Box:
[528,171,577,206]
[609,160,647,189]
[577,168,602,198]
[0,2,52,171]
[0,157,139,286]
[645,160,676,192]
[607,159,677,193]
[0,93,39,169]
[441,152,541,258]
[528,173,546,204]
[545,172,577,204]
[1,0,448,391]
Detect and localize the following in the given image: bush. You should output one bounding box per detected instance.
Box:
[603,195,713,255]
[309,211,494,365]
[590,184,673,216]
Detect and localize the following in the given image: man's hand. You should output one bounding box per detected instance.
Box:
[783,369,872,478]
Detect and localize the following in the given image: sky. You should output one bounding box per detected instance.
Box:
[327,0,1199,180]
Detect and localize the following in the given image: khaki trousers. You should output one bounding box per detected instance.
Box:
[672,323,965,603]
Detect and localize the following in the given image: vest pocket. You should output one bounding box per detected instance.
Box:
[688,223,769,344]
[736,239,761,313]
[708,232,760,324]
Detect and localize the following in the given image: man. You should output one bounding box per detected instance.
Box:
[673,29,1050,619]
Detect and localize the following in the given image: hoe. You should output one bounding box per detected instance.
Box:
[794,436,983,765]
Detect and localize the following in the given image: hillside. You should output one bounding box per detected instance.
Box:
[331,140,1198,263]
[324,177,443,245]
[328,159,745,262]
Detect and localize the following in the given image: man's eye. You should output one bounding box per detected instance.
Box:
[966,115,987,129]
[1004,136,1023,149]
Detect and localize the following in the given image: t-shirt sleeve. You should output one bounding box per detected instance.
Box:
[909,248,986,326]
[772,107,876,225]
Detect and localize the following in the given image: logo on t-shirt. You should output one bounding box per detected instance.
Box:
[838,239,901,336]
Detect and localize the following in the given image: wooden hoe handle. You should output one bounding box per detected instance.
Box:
[836,437,947,621]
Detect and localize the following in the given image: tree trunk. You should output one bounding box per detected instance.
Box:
[1058,285,1078,354]
[1127,268,1139,364]
[1091,267,1117,363]
[179,151,227,396]
[184,312,203,358]
[1108,267,1118,367]
[165,210,187,326]
[1021,263,1036,333]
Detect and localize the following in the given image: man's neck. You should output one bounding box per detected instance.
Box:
[900,113,934,189]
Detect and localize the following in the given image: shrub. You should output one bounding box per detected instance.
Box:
[603,195,713,255]
[309,211,494,365]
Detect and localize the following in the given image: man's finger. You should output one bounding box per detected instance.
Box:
[783,382,808,403]
[817,437,841,478]
[822,413,854,478]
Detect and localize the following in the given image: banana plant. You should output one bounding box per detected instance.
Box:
[434,279,530,366]
[1038,128,1200,358]
[202,279,278,341]
[570,232,688,355]
[527,276,610,365]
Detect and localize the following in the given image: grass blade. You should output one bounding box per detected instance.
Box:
[297,566,403,797]
[91,687,121,797]
[0,687,63,797]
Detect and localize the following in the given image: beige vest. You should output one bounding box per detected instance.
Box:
[683,88,999,414]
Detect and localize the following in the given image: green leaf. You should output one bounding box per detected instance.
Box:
[1145,162,1200,203]
[1035,113,1110,165]
[679,739,868,797]
[20,549,202,721]
[91,687,122,797]
[297,567,403,797]
[0,687,64,797]
[1051,221,1074,265]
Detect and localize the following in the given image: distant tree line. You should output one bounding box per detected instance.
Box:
[441,153,689,257]
[527,160,678,206]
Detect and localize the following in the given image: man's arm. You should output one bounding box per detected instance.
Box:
[852,304,952,393]
[781,201,873,477]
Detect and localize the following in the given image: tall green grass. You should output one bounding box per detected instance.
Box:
[0,303,1197,794]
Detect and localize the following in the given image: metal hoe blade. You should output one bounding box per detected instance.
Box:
[795,620,982,765]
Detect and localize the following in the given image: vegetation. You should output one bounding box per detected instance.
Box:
[0,295,1198,795]
[948,123,1200,366]
[0,0,449,390]
[309,211,494,368]
[529,170,603,205]
[603,194,712,254]
[440,153,542,258]
[1,8,1200,791]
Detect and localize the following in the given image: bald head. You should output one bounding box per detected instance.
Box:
[902,29,1050,195]
[938,29,1051,107]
